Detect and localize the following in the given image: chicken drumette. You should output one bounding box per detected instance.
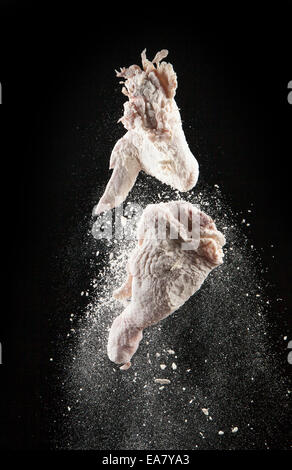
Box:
[107,201,225,369]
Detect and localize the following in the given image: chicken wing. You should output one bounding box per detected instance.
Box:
[93,50,199,215]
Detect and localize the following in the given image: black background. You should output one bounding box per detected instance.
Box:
[0,0,291,457]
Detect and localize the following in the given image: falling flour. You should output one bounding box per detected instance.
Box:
[49,173,291,450]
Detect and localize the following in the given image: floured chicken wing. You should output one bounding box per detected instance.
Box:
[107,201,225,369]
[93,50,199,215]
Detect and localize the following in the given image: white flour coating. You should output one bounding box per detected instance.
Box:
[93,50,199,215]
[107,201,225,368]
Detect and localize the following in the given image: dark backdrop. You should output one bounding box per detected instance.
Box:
[0,1,291,452]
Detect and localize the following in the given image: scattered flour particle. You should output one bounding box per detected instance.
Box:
[231,427,239,433]
[154,378,170,385]
[167,349,175,355]
[218,431,224,435]
[159,386,165,390]
[160,364,167,370]
[109,253,114,260]
[67,406,71,412]
[96,251,99,257]
[155,352,161,358]
[171,363,177,370]
[202,408,209,416]
[284,336,287,340]
[120,216,127,227]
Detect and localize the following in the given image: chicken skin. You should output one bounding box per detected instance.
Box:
[93,50,199,215]
[107,201,225,369]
